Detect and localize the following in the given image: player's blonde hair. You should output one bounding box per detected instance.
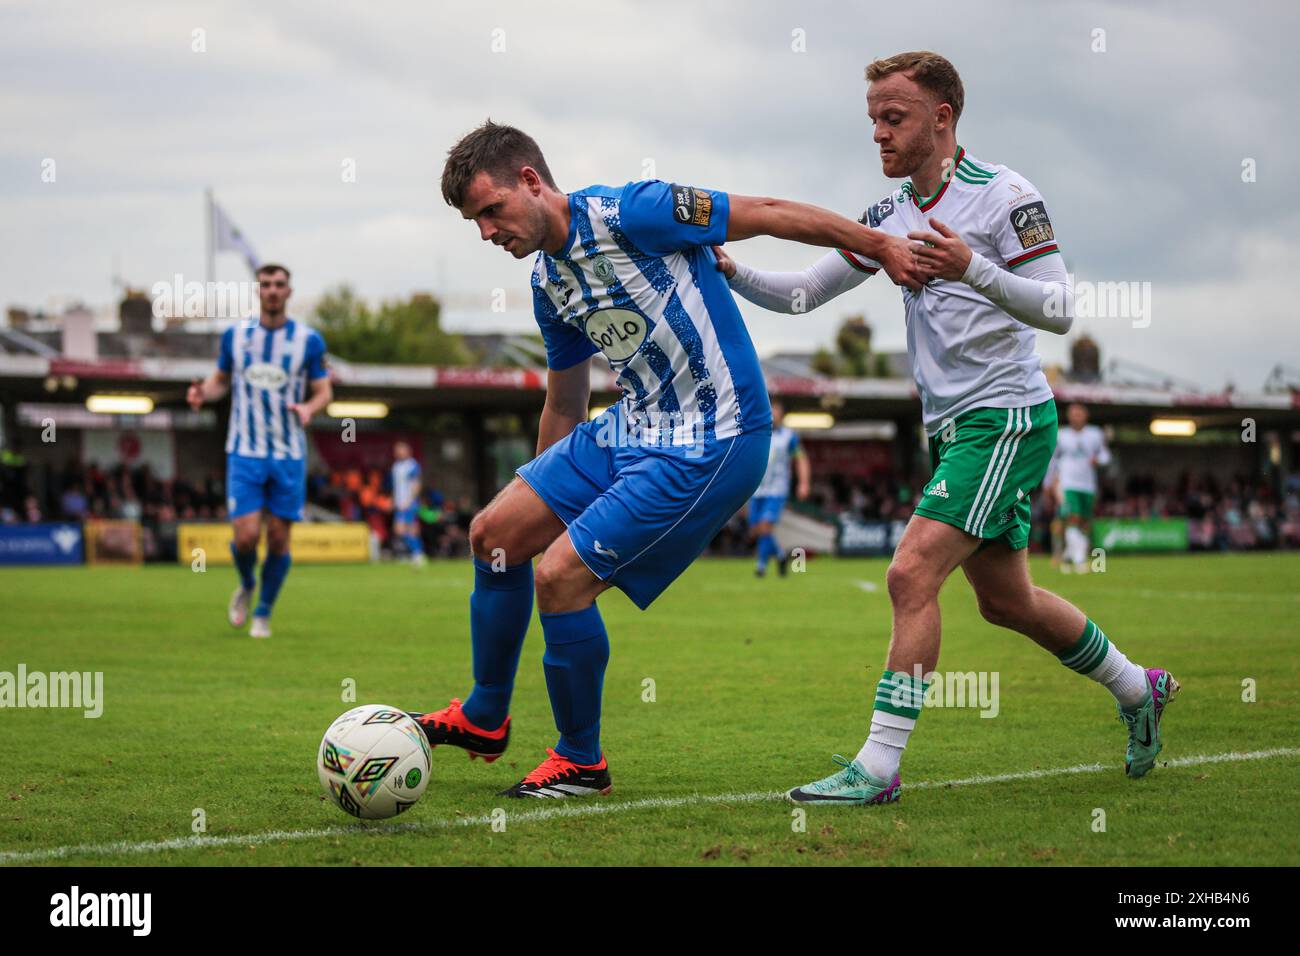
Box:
[865,51,965,124]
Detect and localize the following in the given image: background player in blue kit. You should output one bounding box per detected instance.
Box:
[391,441,425,567]
[407,121,924,798]
[749,399,812,577]
[187,264,332,639]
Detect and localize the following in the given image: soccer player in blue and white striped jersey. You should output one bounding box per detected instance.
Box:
[188,264,332,638]
[406,121,925,799]
[391,441,425,567]
[749,400,812,578]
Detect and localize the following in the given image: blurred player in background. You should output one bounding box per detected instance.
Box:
[187,264,332,639]
[1051,403,1111,574]
[391,441,426,567]
[716,51,1178,804]
[407,120,925,800]
[749,399,811,577]
[1046,457,1067,570]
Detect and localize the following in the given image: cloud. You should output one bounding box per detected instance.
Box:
[1,0,1295,389]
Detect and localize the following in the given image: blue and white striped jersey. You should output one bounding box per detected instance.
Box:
[391,458,421,510]
[531,180,771,445]
[755,426,801,498]
[218,317,328,460]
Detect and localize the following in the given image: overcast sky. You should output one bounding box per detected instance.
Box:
[2,0,1296,389]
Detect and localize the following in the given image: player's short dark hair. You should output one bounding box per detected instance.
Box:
[256,263,291,282]
[441,120,557,208]
[866,51,965,124]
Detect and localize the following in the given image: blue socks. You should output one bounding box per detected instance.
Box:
[404,533,424,557]
[231,543,257,591]
[254,551,291,618]
[756,533,780,570]
[462,559,534,731]
[541,604,609,766]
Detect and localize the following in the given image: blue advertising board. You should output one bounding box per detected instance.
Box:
[0,523,84,566]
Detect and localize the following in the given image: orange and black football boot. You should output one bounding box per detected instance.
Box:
[407,698,509,762]
[498,747,612,799]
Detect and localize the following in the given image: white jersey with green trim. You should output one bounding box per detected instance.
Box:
[729,147,1063,435]
[844,148,1058,432]
[1051,424,1110,495]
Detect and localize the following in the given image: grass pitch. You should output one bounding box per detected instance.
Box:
[1,552,1297,866]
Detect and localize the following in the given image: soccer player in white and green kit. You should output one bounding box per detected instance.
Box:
[715,51,1179,803]
[1051,403,1112,573]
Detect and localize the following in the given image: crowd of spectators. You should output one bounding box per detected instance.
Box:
[306,467,472,559]
[1094,471,1300,550]
[1,460,228,526]
[1026,470,1300,551]
[806,475,920,525]
[5,457,1298,555]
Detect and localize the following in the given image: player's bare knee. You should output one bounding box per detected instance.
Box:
[533,555,584,611]
[975,581,1032,630]
[977,597,1020,630]
[886,557,933,611]
[468,509,502,562]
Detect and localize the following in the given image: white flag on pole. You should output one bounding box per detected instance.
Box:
[210,197,261,273]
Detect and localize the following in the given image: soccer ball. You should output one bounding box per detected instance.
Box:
[317,704,431,819]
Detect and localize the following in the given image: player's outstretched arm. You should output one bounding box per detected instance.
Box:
[726,195,924,291]
[713,244,867,315]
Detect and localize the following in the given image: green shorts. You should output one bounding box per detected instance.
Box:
[917,400,1058,550]
[1059,489,1095,520]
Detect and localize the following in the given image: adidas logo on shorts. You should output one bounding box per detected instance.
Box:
[927,479,951,499]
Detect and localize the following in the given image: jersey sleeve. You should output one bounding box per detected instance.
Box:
[217,327,234,373]
[618,180,730,256]
[533,282,598,371]
[832,191,903,274]
[305,330,329,380]
[989,176,1061,271]
[728,249,868,314]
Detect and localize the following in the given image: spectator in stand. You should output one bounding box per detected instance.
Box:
[60,482,88,520]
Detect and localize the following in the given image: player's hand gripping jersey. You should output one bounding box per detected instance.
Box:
[728,148,1068,435]
[726,148,1074,547]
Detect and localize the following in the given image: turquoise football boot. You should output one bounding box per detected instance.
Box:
[786,754,901,805]
[1120,668,1181,778]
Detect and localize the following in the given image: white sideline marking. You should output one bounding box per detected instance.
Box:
[2,747,1296,864]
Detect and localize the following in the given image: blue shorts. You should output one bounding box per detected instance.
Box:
[517,413,770,610]
[748,495,786,526]
[226,454,306,521]
[394,507,417,525]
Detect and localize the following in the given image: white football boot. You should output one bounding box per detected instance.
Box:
[228,586,253,628]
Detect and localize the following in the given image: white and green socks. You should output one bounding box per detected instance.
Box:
[856,670,929,782]
[1055,618,1148,710]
